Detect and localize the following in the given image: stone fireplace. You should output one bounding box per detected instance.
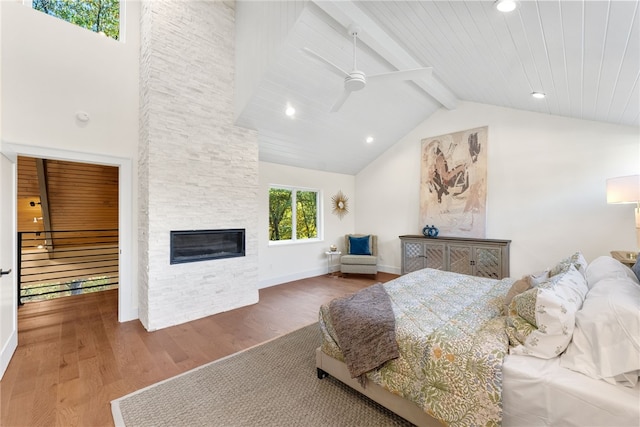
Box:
[139,0,259,331]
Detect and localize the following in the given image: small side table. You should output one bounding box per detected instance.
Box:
[610,250,638,267]
[325,251,342,276]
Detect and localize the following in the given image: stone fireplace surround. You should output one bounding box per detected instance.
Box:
[138,1,259,331]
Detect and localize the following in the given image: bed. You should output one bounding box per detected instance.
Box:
[316,253,640,426]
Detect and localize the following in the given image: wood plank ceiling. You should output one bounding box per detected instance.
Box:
[17,156,118,234]
[234,0,639,175]
[366,0,639,124]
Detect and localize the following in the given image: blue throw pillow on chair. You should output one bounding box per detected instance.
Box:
[349,235,371,255]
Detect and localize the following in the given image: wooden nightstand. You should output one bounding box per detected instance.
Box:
[610,250,638,267]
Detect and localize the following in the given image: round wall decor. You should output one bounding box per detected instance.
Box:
[331,190,349,219]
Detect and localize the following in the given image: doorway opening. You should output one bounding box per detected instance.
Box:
[16,156,119,303]
[2,142,135,323]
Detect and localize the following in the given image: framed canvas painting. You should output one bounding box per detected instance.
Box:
[419,126,488,238]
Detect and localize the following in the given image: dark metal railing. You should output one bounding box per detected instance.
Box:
[18,229,119,304]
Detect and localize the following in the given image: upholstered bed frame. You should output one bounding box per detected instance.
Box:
[315,347,440,427]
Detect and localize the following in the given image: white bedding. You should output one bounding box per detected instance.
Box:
[503,354,640,426]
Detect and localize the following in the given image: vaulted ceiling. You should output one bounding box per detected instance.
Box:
[235,0,640,175]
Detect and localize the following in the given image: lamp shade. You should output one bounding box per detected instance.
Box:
[606,175,640,204]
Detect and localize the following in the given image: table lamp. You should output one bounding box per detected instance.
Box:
[607,174,640,254]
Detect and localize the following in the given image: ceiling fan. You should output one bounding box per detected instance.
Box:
[303,25,433,112]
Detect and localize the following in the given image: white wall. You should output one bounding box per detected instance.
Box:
[1,1,140,318]
[1,2,139,157]
[356,101,640,278]
[258,161,355,287]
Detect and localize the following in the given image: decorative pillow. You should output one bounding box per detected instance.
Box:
[505,313,537,349]
[549,251,588,277]
[509,286,538,325]
[507,264,589,358]
[348,235,371,255]
[528,269,550,286]
[586,255,639,288]
[503,271,549,315]
[504,278,531,311]
[560,277,640,387]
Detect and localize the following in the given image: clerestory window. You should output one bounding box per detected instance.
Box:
[269,186,321,243]
[27,0,121,40]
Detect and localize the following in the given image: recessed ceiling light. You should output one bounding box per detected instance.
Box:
[365,136,374,143]
[285,105,296,117]
[495,0,517,13]
[531,91,546,99]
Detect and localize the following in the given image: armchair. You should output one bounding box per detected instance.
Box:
[340,234,378,277]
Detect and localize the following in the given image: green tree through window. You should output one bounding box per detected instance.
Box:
[269,188,292,241]
[269,187,320,242]
[32,0,120,40]
[296,190,317,239]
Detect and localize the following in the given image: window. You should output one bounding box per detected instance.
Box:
[29,0,121,40]
[269,186,320,242]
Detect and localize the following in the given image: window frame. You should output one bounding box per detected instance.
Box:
[24,0,125,42]
[268,184,322,246]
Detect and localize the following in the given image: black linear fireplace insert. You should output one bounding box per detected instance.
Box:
[170,229,245,264]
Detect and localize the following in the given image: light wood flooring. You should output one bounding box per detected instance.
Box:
[0,272,397,427]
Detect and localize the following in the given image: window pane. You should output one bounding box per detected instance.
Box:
[296,191,317,239]
[269,188,292,241]
[33,0,121,40]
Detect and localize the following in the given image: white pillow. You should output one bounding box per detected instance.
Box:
[509,264,589,359]
[549,251,588,277]
[585,256,640,289]
[560,277,640,387]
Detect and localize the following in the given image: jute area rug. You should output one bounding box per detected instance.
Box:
[111,323,413,427]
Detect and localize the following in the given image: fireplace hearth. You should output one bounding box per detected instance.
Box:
[170,229,245,264]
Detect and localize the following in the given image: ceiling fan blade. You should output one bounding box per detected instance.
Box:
[330,90,352,113]
[367,67,433,83]
[302,47,349,78]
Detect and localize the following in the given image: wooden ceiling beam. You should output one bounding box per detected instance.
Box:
[35,158,54,251]
[311,0,459,110]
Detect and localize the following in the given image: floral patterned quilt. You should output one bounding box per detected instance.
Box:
[319,268,514,427]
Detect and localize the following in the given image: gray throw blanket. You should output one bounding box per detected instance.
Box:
[328,283,399,386]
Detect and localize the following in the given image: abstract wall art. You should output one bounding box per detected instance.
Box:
[419,126,488,238]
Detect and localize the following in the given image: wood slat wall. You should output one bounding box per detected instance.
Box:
[17,196,45,233]
[17,156,119,234]
[17,157,44,233]
[17,156,39,195]
[46,160,118,231]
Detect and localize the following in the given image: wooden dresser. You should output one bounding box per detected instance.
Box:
[399,235,511,279]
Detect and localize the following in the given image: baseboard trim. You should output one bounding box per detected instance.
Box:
[0,329,17,381]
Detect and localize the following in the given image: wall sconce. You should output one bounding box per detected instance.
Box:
[33,217,43,223]
[607,174,640,249]
[29,201,41,207]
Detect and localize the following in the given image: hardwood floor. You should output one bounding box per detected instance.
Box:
[0,272,397,427]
